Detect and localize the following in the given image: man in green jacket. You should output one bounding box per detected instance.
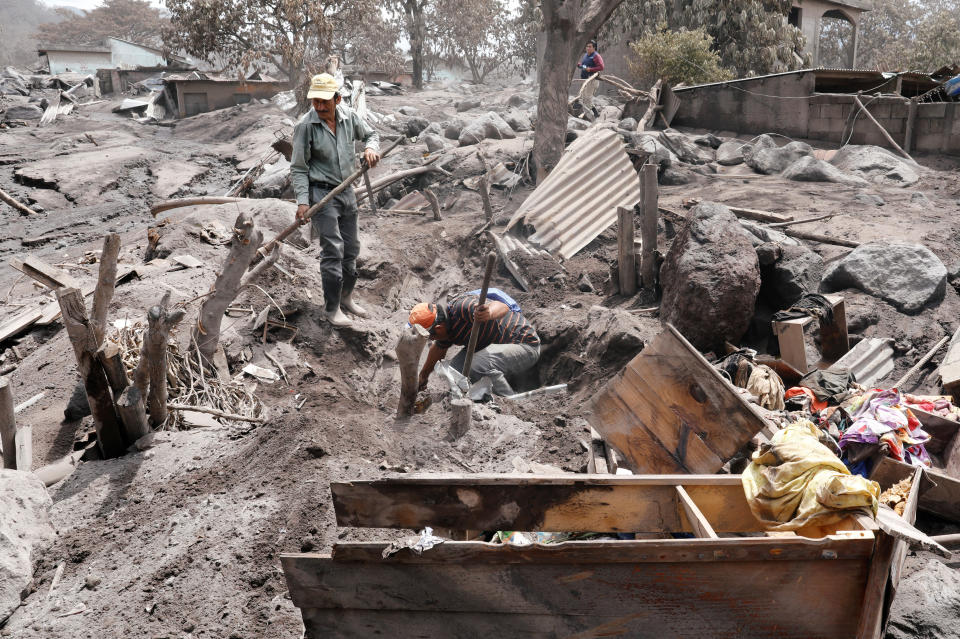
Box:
[290,73,380,327]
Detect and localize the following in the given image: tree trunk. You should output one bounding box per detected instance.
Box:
[135,292,186,428]
[194,211,262,366]
[396,323,429,418]
[406,1,425,89]
[91,232,120,345]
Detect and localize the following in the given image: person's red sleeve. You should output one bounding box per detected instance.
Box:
[590,53,605,72]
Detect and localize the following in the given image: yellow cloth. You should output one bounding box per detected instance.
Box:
[746,364,785,411]
[742,419,880,531]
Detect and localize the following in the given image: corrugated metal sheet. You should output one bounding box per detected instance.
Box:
[505,126,641,260]
[830,337,894,387]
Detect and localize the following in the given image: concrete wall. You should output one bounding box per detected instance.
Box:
[107,38,166,69]
[171,80,282,118]
[672,72,960,155]
[46,51,111,75]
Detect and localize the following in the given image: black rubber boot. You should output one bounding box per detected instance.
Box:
[340,271,357,300]
[321,274,343,313]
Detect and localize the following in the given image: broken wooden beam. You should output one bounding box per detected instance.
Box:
[395,323,429,418]
[116,386,150,441]
[423,188,442,221]
[639,163,658,289]
[10,255,80,290]
[138,293,185,428]
[683,199,793,224]
[782,228,860,248]
[853,95,915,163]
[0,377,16,469]
[90,233,120,345]
[14,425,31,472]
[97,342,128,395]
[56,287,126,457]
[895,334,949,390]
[0,185,35,215]
[448,398,472,441]
[150,196,244,217]
[617,206,636,296]
[637,79,663,132]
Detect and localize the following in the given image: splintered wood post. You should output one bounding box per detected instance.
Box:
[195,211,262,366]
[617,207,637,296]
[116,386,149,441]
[448,398,472,441]
[97,342,128,395]
[15,425,31,472]
[90,233,120,345]
[637,79,663,132]
[640,163,658,289]
[57,287,127,458]
[396,323,429,417]
[0,377,16,469]
[904,98,918,153]
[853,95,914,162]
[135,292,186,428]
[362,170,378,215]
[476,151,494,222]
[424,188,442,221]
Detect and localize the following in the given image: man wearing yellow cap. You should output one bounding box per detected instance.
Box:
[408,292,540,396]
[291,73,380,327]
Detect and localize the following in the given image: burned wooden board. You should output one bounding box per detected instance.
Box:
[586,324,769,473]
[911,408,960,476]
[871,456,960,524]
[331,474,764,534]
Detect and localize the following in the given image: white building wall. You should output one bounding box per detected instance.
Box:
[107,38,166,69]
[46,51,112,75]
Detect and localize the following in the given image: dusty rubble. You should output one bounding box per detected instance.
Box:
[0,69,959,638]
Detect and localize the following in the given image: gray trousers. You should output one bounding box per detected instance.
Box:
[309,183,360,281]
[450,343,540,396]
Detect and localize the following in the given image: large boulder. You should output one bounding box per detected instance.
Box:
[455,98,483,112]
[716,140,746,165]
[458,111,516,146]
[584,305,646,370]
[1,470,55,623]
[887,559,960,639]
[443,119,464,140]
[405,116,430,137]
[760,244,825,308]
[746,140,813,174]
[782,156,870,187]
[660,202,761,350]
[829,145,920,187]
[740,134,777,166]
[2,104,43,121]
[631,132,677,169]
[659,129,713,164]
[503,109,531,132]
[421,133,446,153]
[821,241,947,313]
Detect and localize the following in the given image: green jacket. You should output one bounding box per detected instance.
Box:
[290,104,380,206]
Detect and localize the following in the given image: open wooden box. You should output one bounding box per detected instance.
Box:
[282,474,912,639]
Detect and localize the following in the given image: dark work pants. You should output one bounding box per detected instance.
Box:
[450,343,540,396]
[309,183,360,310]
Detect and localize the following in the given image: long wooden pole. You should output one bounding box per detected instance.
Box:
[0,377,16,469]
[255,136,404,261]
[768,213,835,229]
[895,335,950,390]
[0,186,35,215]
[639,163,658,289]
[617,206,637,295]
[461,252,497,378]
[853,95,914,162]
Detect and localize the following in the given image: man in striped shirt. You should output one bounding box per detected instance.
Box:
[408,292,540,396]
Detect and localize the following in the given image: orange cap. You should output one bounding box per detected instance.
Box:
[408,303,437,331]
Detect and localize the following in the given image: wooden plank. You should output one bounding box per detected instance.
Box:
[586,428,608,474]
[773,318,809,374]
[939,325,960,401]
[639,163,658,289]
[855,530,896,639]
[332,475,794,534]
[911,408,958,457]
[0,307,43,343]
[871,456,960,524]
[676,485,718,539]
[281,549,871,638]
[617,206,636,295]
[0,377,15,469]
[820,294,849,362]
[683,198,793,223]
[19,255,80,290]
[14,425,31,472]
[587,325,769,473]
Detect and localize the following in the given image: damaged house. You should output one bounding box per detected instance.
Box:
[37,37,184,75]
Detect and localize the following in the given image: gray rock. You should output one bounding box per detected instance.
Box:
[948,260,960,284]
[660,167,693,185]
[458,111,516,146]
[821,241,947,313]
[910,192,931,207]
[693,133,722,148]
[64,382,90,421]
[584,305,646,366]
[618,117,637,131]
[782,156,870,187]
[567,116,590,131]
[659,129,713,164]
[2,104,42,121]
[397,105,419,116]
[887,558,960,639]
[660,202,761,350]
[755,242,783,266]
[1,470,55,623]
[853,192,885,206]
[830,145,920,187]
[760,244,825,308]
[421,133,446,153]
[740,134,777,167]
[746,140,813,174]
[443,119,464,140]
[422,121,443,136]
[503,109,531,132]
[455,98,483,112]
[631,132,677,169]
[405,116,430,138]
[716,140,746,166]
[506,94,526,108]
[577,272,594,293]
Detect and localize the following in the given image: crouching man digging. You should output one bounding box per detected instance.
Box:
[408,290,541,396]
[291,73,380,327]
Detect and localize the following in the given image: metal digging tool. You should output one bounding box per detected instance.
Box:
[254,135,404,262]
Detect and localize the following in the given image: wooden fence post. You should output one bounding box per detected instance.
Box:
[640,162,659,289]
[396,323,429,417]
[617,207,637,296]
[57,287,127,458]
[424,188,442,221]
[91,233,120,345]
[0,377,16,469]
[135,292,186,428]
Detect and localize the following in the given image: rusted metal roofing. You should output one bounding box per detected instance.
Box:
[505,126,641,260]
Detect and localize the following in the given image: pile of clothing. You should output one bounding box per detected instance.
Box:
[838,389,932,476]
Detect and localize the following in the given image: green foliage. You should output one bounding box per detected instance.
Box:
[627,25,734,87]
[855,0,960,71]
[0,0,61,67]
[605,0,807,77]
[35,0,166,48]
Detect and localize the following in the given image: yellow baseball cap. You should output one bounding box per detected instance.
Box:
[307,73,339,100]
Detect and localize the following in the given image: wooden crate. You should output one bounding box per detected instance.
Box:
[771,293,849,374]
[282,474,907,639]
